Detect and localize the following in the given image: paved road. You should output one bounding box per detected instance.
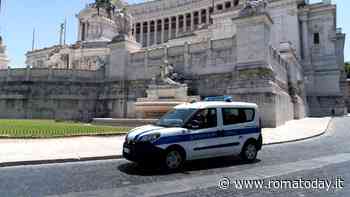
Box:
[0,117,349,197]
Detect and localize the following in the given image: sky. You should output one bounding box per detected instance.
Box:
[0,0,349,68]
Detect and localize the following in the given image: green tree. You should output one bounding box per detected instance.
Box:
[345,62,350,78]
[96,0,113,17]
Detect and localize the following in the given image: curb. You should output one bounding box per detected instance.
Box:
[0,132,129,140]
[263,117,333,146]
[0,155,123,168]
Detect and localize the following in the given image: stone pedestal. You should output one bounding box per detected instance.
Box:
[107,34,141,79]
[135,84,200,119]
[234,13,272,69]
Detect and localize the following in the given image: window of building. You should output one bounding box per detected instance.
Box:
[234,0,239,6]
[313,32,320,45]
[201,10,207,23]
[81,23,86,41]
[217,4,223,11]
[225,2,232,9]
[222,108,255,125]
[179,15,184,28]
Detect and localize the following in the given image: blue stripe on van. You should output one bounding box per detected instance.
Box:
[154,127,261,145]
[134,128,163,141]
[194,142,240,151]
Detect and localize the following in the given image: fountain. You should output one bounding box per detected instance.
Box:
[135,60,200,119]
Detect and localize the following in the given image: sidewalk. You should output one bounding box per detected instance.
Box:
[0,117,332,167]
[262,117,331,145]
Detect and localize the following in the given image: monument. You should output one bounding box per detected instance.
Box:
[0,0,344,127]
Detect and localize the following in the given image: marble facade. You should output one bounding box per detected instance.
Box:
[0,0,345,127]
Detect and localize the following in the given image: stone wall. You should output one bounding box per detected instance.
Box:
[127,37,237,80]
[0,68,106,121]
[0,80,99,121]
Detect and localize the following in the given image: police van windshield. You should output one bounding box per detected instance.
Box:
[155,109,196,127]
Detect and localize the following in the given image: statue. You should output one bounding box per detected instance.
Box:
[96,56,108,68]
[113,7,132,36]
[158,60,183,86]
[239,0,268,17]
[95,0,126,18]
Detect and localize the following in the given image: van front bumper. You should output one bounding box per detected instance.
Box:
[123,141,165,163]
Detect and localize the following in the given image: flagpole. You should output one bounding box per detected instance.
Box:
[63,17,67,45]
[32,28,35,51]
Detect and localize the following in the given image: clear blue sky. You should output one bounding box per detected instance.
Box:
[0,0,349,67]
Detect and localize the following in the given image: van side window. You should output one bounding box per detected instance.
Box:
[190,108,217,129]
[222,108,255,125]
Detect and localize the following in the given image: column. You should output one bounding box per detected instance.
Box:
[206,8,210,24]
[161,18,165,44]
[78,22,82,41]
[184,42,190,74]
[133,24,136,37]
[168,17,172,40]
[206,39,212,67]
[144,49,149,78]
[301,16,310,64]
[184,14,187,33]
[175,16,179,38]
[190,12,194,31]
[140,22,144,47]
[147,21,151,47]
[154,20,158,45]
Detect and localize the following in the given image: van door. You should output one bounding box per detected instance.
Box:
[187,108,223,160]
[219,108,257,155]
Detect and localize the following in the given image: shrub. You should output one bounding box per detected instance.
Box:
[345,62,350,78]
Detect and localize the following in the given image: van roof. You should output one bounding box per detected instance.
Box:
[175,101,258,109]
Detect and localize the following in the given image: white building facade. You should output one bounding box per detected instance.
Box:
[19,0,347,126]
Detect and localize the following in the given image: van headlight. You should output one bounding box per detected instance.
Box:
[139,133,161,143]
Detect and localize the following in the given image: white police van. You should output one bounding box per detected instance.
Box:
[123,96,262,170]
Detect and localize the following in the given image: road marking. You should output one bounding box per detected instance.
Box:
[49,153,350,197]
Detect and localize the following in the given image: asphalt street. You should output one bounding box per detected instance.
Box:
[0,116,349,197]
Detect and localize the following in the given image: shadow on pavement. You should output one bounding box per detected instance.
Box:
[118,156,261,176]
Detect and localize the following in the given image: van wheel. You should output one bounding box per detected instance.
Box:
[164,148,185,170]
[240,141,258,162]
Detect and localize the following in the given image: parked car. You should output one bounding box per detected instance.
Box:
[123,96,262,170]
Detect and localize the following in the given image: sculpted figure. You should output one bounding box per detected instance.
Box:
[240,0,268,17]
[113,7,133,36]
[159,60,182,86]
[96,56,108,68]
